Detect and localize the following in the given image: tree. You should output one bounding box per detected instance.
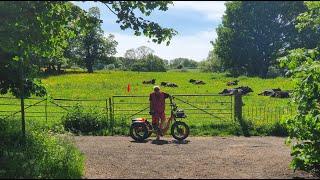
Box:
[124,48,137,60]
[123,46,155,70]
[122,48,138,69]
[131,54,166,72]
[170,58,198,69]
[0,1,85,98]
[0,1,176,98]
[279,1,320,176]
[213,1,318,77]
[199,50,223,72]
[75,7,118,73]
[100,1,177,45]
[135,45,155,59]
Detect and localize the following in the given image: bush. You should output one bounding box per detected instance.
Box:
[131,54,167,72]
[61,104,110,135]
[176,64,183,69]
[106,64,115,70]
[266,65,282,78]
[236,118,288,136]
[0,118,84,179]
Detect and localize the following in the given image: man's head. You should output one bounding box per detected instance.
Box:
[153,86,160,94]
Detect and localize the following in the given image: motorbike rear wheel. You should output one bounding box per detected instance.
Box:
[171,121,189,141]
[130,123,149,142]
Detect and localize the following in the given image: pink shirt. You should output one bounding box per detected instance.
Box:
[149,92,170,113]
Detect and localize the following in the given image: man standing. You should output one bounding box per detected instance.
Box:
[149,86,170,141]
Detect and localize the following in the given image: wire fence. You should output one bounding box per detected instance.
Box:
[0,94,296,133]
[242,105,296,125]
[0,97,108,128]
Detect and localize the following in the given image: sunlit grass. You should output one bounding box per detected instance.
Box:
[0,70,295,136]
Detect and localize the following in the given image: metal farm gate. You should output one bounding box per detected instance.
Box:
[111,94,234,132]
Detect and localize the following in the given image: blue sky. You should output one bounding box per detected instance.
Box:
[71,1,226,61]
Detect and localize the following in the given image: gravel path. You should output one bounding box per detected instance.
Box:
[73,136,315,179]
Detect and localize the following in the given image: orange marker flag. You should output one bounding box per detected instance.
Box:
[127,83,131,93]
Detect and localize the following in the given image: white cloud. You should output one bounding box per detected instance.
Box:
[171,1,226,21]
[109,29,217,61]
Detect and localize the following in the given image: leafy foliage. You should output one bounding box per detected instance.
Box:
[199,50,223,73]
[131,54,167,72]
[0,2,86,98]
[0,1,176,98]
[0,118,84,179]
[214,1,318,77]
[71,7,118,73]
[279,1,320,176]
[100,1,177,45]
[169,58,198,69]
[62,104,110,135]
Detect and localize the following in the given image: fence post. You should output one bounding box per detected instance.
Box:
[234,91,243,121]
[108,97,113,136]
[19,56,26,144]
[45,97,48,124]
[105,98,108,123]
[20,97,26,142]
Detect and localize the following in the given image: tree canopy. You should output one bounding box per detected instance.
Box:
[213,1,319,77]
[0,1,176,98]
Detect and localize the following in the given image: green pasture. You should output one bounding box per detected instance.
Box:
[0,70,296,136]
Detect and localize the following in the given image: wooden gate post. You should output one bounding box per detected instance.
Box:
[108,97,114,136]
[234,91,243,121]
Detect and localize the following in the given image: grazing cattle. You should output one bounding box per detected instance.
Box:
[189,79,196,83]
[160,82,178,87]
[142,79,155,84]
[194,80,206,85]
[219,86,253,96]
[219,88,238,95]
[227,80,239,86]
[258,88,290,98]
[271,91,290,98]
[258,88,281,96]
[189,79,205,85]
[166,82,178,87]
[234,86,253,95]
[160,82,167,86]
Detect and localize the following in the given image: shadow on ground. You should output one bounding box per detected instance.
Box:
[130,139,190,145]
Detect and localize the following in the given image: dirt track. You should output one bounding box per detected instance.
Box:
[73,136,315,179]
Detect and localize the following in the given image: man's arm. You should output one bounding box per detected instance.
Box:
[164,92,171,99]
[149,94,154,115]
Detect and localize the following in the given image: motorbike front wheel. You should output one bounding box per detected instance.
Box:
[130,123,149,142]
[171,121,189,141]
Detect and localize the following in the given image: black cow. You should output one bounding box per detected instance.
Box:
[143,79,155,84]
[271,91,290,98]
[219,86,253,96]
[258,88,282,96]
[194,80,206,85]
[189,79,196,83]
[166,82,178,87]
[235,86,253,95]
[161,81,178,87]
[189,79,205,85]
[160,82,167,86]
[227,80,239,86]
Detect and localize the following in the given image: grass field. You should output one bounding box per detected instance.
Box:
[0,70,296,136]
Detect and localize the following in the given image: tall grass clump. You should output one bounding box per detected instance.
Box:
[0,118,84,179]
[62,104,110,135]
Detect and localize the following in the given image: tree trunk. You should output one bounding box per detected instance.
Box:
[57,63,61,74]
[85,58,93,73]
[260,59,269,78]
[87,65,93,73]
